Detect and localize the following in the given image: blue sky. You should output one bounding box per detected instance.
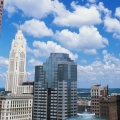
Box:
[0,0,120,88]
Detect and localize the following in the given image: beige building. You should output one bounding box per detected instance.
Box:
[91,85,108,118]
[0,95,33,120]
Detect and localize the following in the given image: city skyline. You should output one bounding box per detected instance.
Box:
[0,0,120,88]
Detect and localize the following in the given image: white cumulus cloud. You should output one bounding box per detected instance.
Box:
[53,2,102,27]
[0,56,8,66]
[113,33,120,40]
[87,0,96,3]
[21,19,53,38]
[104,17,120,34]
[104,16,120,40]
[97,2,111,16]
[4,0,54,18]
[4,0,103,28]
[54,26,108,52]
[4,0,17,16]
[84,49,97,55]
[78,51,120,87]
[115,7,120,18]
[28,40,78,60]
[28,59,43,66]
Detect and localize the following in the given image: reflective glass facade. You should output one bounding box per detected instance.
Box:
[33,53,77,120]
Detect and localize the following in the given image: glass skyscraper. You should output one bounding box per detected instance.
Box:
[33,53,77,120]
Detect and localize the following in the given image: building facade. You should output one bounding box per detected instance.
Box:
[33,53,77,120]
[0,95,33,120]
[99,95,120,120]
[5,29,27,94]
[77,98,91,113]
[0,29,33,120]
[91,85,108,118]
[0,0,4,30]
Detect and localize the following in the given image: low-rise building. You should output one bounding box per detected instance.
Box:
[99,95,120,120]
[77,98,91,112]
[0,94,33,120]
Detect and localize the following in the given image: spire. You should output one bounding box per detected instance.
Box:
[18,21,21,30]
[14,23,26,43]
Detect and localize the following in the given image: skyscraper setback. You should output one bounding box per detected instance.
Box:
[33,53,77,120]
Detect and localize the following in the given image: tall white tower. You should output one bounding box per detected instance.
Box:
[5,29,26,94]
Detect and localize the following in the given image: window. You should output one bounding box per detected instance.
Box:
[1,1,3,4]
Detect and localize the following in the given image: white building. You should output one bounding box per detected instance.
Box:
[0,95,33,120]
[0,28,33,120]
[5,29,27,94]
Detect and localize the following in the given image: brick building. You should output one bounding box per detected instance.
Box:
[91,85,108,118]
[99,95,120,120]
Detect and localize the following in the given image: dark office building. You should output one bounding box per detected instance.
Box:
[33,53,77,120]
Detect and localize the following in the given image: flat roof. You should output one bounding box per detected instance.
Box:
[0,94,33,100]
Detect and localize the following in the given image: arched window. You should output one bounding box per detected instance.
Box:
[20,52,25,58]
